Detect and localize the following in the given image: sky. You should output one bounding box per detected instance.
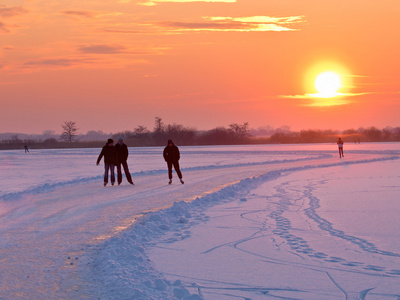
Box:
[1,0,399,134]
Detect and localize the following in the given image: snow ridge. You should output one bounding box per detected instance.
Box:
[0,154,327,202]
[83,171,282,299]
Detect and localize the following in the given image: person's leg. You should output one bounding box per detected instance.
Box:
[122,161,133,184]
[173,161,183,179]
[117,163,122,185]
[104,163,109,185]
[167,161,173,179]
[110,165,115,185]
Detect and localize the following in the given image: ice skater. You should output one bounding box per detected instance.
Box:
[24,145,29,153]
[163,139,184,184]
[115,137,134,185]
[96,138,118,186]
[337,137,344,158]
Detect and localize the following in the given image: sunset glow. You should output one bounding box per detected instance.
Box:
[0,0,399,134]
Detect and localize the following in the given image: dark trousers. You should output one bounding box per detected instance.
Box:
[104,163,115,184]
[167,161,182,179]
[117,161,133,184]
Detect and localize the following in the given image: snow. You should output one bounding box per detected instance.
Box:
[0,143,399,299]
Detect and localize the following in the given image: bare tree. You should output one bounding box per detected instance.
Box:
[134,125,150,135]
[60,121,79,142]
[229,122,250,139]
[154,117,164,133]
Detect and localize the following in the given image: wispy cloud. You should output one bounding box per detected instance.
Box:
[157,15,305,32]
[0,6,27,17]
[23,58,94,68]
[101,29,147,34]
[0,6,27,34]
[0,21,9,33]
[78,44,126,54]
[61,10,94,18]
[139,0,235,6]
[77,44,161,55]
[281,92,375,107]
[3,46,17,50]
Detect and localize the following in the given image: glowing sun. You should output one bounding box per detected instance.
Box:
[314,71,342,97]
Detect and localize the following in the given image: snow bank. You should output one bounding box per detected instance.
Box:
[83,171,281,299]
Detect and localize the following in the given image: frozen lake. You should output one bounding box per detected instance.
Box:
[0,143,399,299]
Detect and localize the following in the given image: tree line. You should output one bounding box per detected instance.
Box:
[0,118,399,150]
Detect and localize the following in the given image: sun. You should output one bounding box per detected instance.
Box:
[314,71,342,97]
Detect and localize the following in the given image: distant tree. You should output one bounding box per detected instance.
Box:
[362,126,382,142]
[228,122,250,143]
[153,117,166,145]
[60,121,79,143]
[11,135,22,143]
[228,122,250,138]
[86,130,106,136]
[112,131,134,140]
[165,123,197,145]
[154,117,164,133]
[134,125,150,135]
[43,130,56,136]
[197,127,232,145]
[43,138,58,146]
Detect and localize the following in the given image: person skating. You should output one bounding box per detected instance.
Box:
[115,137,134,185]
[96,138,118,186]
[337,137,344,158]
[163,139,184,184]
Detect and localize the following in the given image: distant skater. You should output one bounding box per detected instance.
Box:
[163,139,184,185]
[337,137,344,158]
[115,137,134,185]
[97,139,118,187]
[24,145,29,153]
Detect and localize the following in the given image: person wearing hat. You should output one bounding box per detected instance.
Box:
[96,138,118,186]
[163,139,184,185]
[115,136,134,185]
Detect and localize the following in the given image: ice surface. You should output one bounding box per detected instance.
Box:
[0,143,399,299]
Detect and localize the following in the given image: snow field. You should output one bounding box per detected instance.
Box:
[0,143,399,299]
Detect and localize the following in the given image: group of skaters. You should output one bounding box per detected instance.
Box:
[97,136,345,186]
[97,138,184,187]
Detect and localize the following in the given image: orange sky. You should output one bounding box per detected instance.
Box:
[1,0,399,134]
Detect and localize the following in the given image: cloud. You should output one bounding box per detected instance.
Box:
[0,21,9,33]
[101,29,146,34]
[0,6,27,17]
[157,15,305,32]
[281,92,374,107]
[139,0,235,6]
[0,6,27,34]
[3,46,17,50]
[77,44,127,54]
[61,10,94,18]
[282,92,373,99]
[24,58,93,68]
[77,44,165,55]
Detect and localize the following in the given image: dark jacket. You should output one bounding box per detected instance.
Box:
[163,143,180,162]
[115,142,129,163]
[97,144,118,165]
